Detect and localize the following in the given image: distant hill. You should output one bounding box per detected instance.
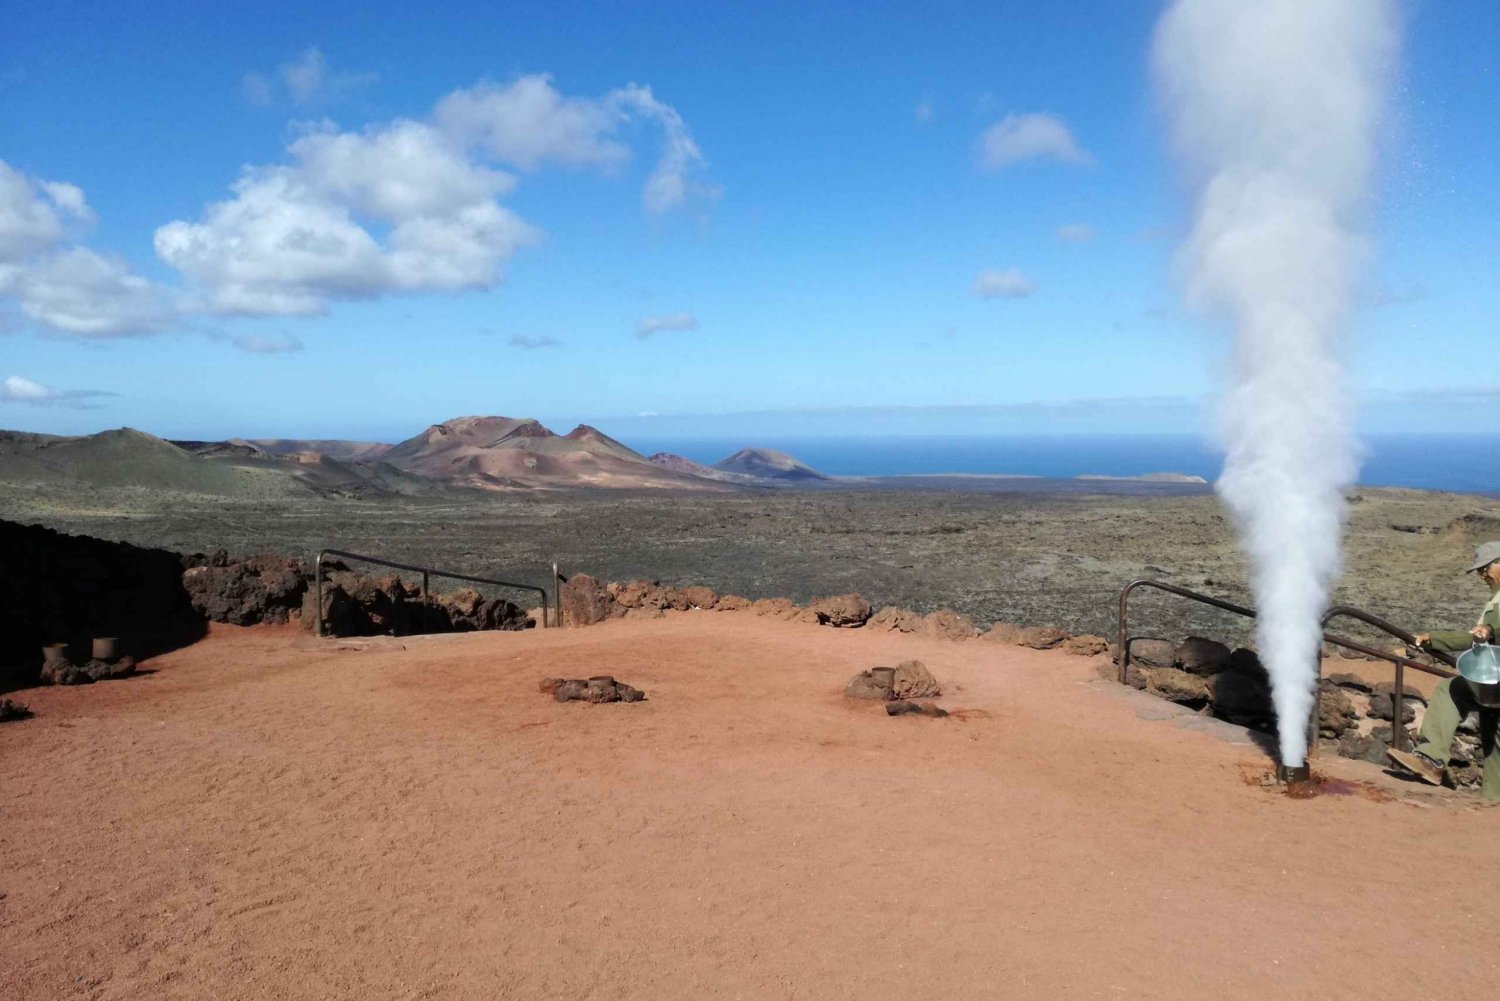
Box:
[712,447,828,482]
[647,452,760,484]
[250,439,393,462]
[0,428,302,497]
[381,416,719,490]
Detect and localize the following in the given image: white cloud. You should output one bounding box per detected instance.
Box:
[3,247,173,335]
[635,311,698,338]
[436,75,713,214]
[1,373,114,407]
[1056,223,1095,243]
[914,99,934,123]
[155,122,539,316]
[242,47,376,107]
[231,331,303,353]
[0,161,93,262]
[160,75,709,316]
[971,268,1035,299]
[0,161,172,337]
[508,334,560,349]
[979,113,1092,169]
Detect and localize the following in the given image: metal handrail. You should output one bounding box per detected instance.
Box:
[1118,578,1464,757]
[1321,605,1456,752]
[314,548,550,637]
[552,562,568,629]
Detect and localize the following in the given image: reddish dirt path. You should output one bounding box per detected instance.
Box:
[3,615,1496,1000]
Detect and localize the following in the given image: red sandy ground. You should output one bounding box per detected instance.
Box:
[2,614,1496,1000]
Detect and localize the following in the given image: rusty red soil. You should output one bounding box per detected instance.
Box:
[2,615,1495,1000]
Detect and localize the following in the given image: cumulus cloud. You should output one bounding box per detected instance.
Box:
[436,75,713,214]
[971,268,1035,299]
[508,334,560,349]
[242,47,376,107]
[0,161,93,262]
[0,161,172,337]
[231,331,303,353]
[635,311,697,338]
[1055,223,1095,243]
[159,74,710,317]
[1,373,114,407]
[979,113,1092,169]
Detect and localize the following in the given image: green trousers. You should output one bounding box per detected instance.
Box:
[1415,678,1500,802]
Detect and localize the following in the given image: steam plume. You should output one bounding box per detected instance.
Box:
[1153,0,1398,765]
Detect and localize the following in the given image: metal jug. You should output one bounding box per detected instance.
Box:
[1456,643,1500,708]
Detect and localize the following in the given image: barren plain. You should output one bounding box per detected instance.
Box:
[4,479,1500,651]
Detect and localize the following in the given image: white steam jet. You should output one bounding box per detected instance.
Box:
[1153,0,1400,766]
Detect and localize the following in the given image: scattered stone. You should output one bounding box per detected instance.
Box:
[541,677,645,704]
[611,579,667,609]
[1226,648,1268,682]
[1337,730,1392,766]
[624,606,665,621]
[891,659,941,699]
[981,622,1024,644]
[715,595,751,611]
[1316,685,1358,737]
[924,609,978,640]
[1175,636,1232,675]
[559,574,617,627]
[868,606,924,633]
[886,700,948,718]
[1209,669,1274,723]
[845,670,893,701]
[1143,666,1210,705]
[1326,671,1375,694]
[1062,634,1109,656]
[1017,626,1069,650]
[1372,680,1426,705]
[808,593,873,628]
[752,597,799,619]
[1124,663,1147,690]
[182,554,308,626]
[0,698,33,722]
[39,655,136,686]
[1366,692,1416,724]
[1129,639,1177,670]
[677,585,718,610]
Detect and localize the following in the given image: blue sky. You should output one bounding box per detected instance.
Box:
[0,0,1495,443]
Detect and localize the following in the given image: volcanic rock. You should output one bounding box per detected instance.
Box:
[0,698,34,722]
[981,622,1024,644]
[716,595,751,611]
[1365,691,1417,724]
[1143,666,1210,705]
[677,585,718,610]
[541,676,645,704]
[845,671,893,701]
[1017,626,1069,650]
[1129,639,1177,670]
[886,700,949,718]
[751,597,799,620]
[1062,634,1110,656]
[560,574,617,627]
[809,593,873,628]
[1326,671,1375,694]
[1209,669,1274,723]
[891,659,941,699]
[924,609,978,640]
[868,606,924,633]
[40,655,136,685]
[1316,684,1358,737]
[182,554,308,626]
[1175,636,1232,675]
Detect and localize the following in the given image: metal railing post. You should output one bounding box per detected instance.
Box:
[314,551,325,638]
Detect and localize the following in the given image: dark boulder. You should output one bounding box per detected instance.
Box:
[1129,639,1177,670]
[809,593,873,628]
[181,554,308,626]
[559,574,617,627]
[1143,666,1210,705]
[1175,636,1232,676]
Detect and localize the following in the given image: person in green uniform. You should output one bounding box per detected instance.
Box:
[1387,541,1500,800]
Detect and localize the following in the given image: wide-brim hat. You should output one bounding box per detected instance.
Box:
[1467,541,1500,573]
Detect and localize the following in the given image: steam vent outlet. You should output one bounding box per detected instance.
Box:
[1277,763,1311,787]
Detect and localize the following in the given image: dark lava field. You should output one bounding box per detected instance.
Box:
[5,480,1500,649]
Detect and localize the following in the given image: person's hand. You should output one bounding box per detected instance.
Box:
[1413,632,1430,648]
[1471,625,1493,643]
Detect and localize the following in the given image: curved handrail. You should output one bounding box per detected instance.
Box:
[314,548,550,636]
[1117,578,1256,684]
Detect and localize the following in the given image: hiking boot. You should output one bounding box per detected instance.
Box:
[1387,747,1446,786]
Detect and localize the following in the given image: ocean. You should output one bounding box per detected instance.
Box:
[620,433,1500,495]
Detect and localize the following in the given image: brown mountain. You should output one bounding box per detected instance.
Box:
[712,447,827,482]
[381,416,721,490]
[250,439,393,462]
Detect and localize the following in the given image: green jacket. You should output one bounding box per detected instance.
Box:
[1426,585,1500,654]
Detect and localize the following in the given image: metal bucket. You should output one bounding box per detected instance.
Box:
[1457,644,1500,708]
